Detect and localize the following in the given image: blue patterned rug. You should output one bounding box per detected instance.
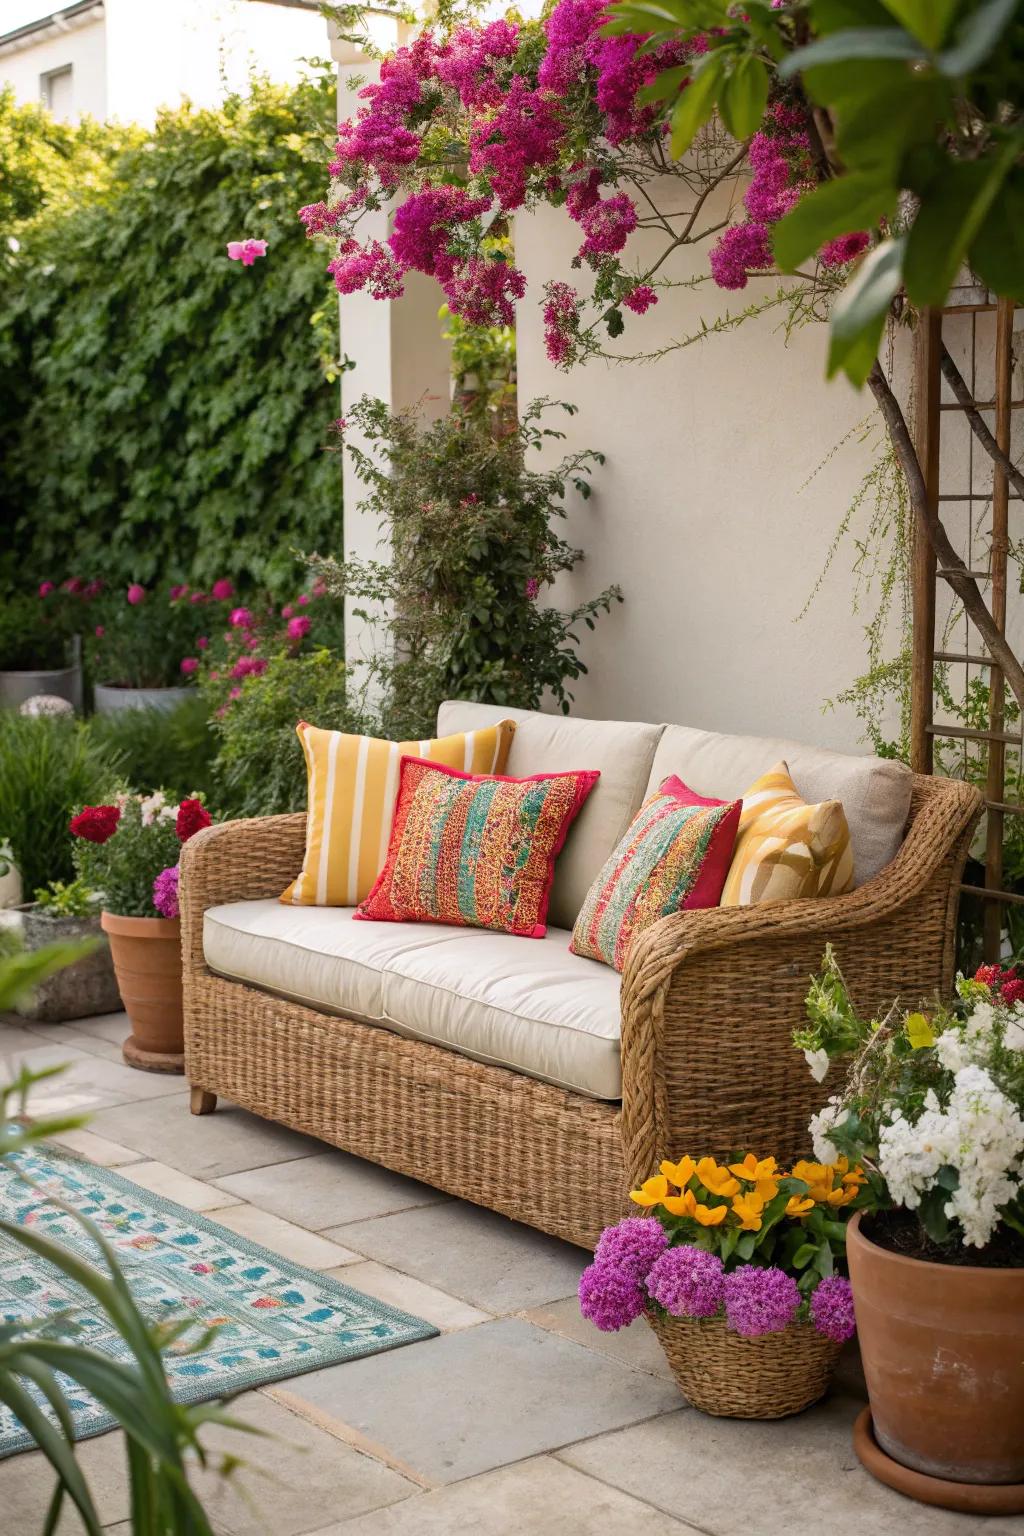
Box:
[0,1145,438,1457]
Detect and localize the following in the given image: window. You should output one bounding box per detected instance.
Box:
[40,66,74,120]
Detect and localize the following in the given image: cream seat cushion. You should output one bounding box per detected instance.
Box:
[203,899,623,1100]
[645,725,912,886]
[436,700,663,930]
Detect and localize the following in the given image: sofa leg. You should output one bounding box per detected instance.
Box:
[190,1087,217,1116]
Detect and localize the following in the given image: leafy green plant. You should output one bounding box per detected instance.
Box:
[0,715,119,896]
[88,585,234,691]
[203,648,369,817]
[0,73,342,601]
[32,878,100,919]
[85,695,217,804]
[0,586,100,672]
[71,793,206,918]
[311,398,622,739]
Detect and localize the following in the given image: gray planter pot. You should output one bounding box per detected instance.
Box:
[15,907,122,1023]
[0,662,83,712]
[93,683,194,715]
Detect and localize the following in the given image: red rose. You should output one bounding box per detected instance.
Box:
[70,805,121,844]
[175,798,212,843]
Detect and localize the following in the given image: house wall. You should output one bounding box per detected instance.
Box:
[0,10,108,120]
[513,192,912,753]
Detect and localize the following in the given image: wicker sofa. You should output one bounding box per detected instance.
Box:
[180,701,981,1250]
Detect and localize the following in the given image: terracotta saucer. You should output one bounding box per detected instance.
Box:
[122,1038,185,1075]
[853,1407,1024,1516]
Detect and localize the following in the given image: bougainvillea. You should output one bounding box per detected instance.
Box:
[302,4,868,367]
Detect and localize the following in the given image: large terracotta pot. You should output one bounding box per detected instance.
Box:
[848,1211,1024,1496]
[100,911,184,1073]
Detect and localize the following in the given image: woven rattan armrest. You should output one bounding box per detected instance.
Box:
[179,813,305,970]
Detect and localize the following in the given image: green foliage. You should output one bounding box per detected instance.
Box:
[86,696,218,803]
[203,649,369,818]
[88,586,238,691]
[0,715,118,896]
[33,878,100,919]
[72,794,185,919]
[0,587,97,671]
[0,73,342,600]
[0,1064,246,1533]
[604,0,1024,384]
[311,398,622,739]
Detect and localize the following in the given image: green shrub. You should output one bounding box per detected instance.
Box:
[85,695,216,802]
[0,715,120,894]
[203,649,369,818]
[72,793,186,918]
[0,73,341,601]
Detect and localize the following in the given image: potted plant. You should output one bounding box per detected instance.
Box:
[89,581,234,714]
[578,1151,862,1419]
[69,791,211,1071]
[15,877,121,1023]
[797,949,1024,1515]
[0,582,97,711]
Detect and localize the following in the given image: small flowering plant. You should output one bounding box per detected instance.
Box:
[88,582,237,690]
[70,792,211,918]
[0,581,102,671]
[195,581,341,716]
[579,1151,864,1342]
[797,947,1024,1255]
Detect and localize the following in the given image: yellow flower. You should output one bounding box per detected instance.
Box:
[790,1160,828,1187]
[662,1189,697,1218]
[841,1165,867,1189]
[906,1011,935,1049]
[826,1185,857,1207]
[693,1201,728,1227]
[660,1156,697,1189]
[630,1174,670,1208]
[728,1154,778,1182]
[753,1178,780,1202]
[696,1158,740,1198]
[731,1191,765,1231]
[785,1195,815,1218]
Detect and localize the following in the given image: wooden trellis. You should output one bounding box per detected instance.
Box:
[911,295,1021,959]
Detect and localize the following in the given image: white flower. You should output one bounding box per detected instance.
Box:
[1004,1011,1024,1053]
[140,790,167,828]
[803,1048,830,1083]
[809,1097,845,1164]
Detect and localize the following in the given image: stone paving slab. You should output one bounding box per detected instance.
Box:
[278,1317,681,1485]
[558,1399,1024,1536]
[309,1455,699,1535]
[117,1158,243,1212]
[327,1261,491,1333]
[212,1203,363,1269]
[324,1200,587,1314]
[521,1297,675,1380]
[215,1152,449,1231]
[87,1092,326,1179]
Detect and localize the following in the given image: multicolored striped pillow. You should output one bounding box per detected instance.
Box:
[281,720,516,907]
[570,776,741,971]
[356,757,599,938]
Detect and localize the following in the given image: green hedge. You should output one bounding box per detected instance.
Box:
[0,74,342,600]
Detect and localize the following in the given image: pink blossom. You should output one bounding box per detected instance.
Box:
[180,657,199,675]
[229,655,268,680]
[819,231,870,268]
[328,239,405,300]
[296,593,309,606]
[577,193,638,260]
[211,578,234,600]
[152,865,180,920]
[542,280,581,367]
[287,615,311,641]
[170,584,188,601]
[229,607,254,628]
[388,186,490,279]
[94,625,105,638]
[468,79,562,210]
[312,578,327,597]
[127,583,146,606]
[227,239,268,266]
[83,580,103,598]
[63,577,84,594]
[190,591,206,604]
[281,604,294,619]
[623,284,657,314]
[196,635,209,650]
[443,256,527,327]
[709,222,773,290]
[229,686,242,700]
[525,577,540,599]
[38,581,55,597]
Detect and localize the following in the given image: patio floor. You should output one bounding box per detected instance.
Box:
[1,1011,1020,1536]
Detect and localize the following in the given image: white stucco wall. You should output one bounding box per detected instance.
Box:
[514,194,911,753]
[0,11,107,119]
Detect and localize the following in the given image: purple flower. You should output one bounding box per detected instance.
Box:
[810,1275,856,1343]
[594,1217,668,1282]
[578,1260,645,1332]
[646,1245,725,1319]
[152,865,180,920]
[722,1266,800,1338]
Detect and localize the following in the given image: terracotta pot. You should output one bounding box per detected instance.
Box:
[848,1210,1024,1486]
[100,911,184,1073]
[647,1311,840,1419]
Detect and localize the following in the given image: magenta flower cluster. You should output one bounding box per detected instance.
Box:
[646,1245,724,1318]
[722,1265,801,1337]
[809,1275,856,1343]
[152,864,180,920]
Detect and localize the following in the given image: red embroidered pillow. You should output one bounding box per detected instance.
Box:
[570,774,741,971]
[356,756,600,938]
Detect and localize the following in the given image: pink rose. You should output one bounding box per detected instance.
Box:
[94,625,105,638]
[180,657,199,675]
[226,239,268,266]
[296,593,309,606]
[170,584,188,601]
[127,583,145,605]
[211,578,234,600]
[196,635,209,650]
[287,615,311,641]
[230,607,254,628]
[190,591,206,604]
[281,604,294,619]
[38,581,55,597]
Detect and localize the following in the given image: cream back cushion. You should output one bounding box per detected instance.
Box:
[644,725,912,886]
[437,701,664,930]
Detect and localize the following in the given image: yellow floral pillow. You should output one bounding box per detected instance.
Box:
[720,761,853,906]
[282,719,516,907]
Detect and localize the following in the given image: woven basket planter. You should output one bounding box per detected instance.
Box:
[648,1311,841,1419]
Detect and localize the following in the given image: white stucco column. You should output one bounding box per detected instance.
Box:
[328,17,452,688]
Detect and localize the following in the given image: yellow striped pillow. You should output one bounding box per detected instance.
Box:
[281,720,516,907]
[720,761,854,906]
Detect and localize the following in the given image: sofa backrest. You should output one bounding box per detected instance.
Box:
[436,700,663,929]
[644,725,913,886]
